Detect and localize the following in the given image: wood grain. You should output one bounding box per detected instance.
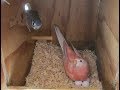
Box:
[5,41,35,86]
[99,0,119,41]
[98,21,119,71]
[96,37,116,90]
[66,0,97,42]
[1,65,5,85]
[96,22,119,90]
[96,0,119,89]
[1,0,28,59]
[32,0,98,43]
[31,36,52,41]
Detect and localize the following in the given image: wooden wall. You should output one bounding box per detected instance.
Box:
[1,1,27,60]
[32,0,99,43]
[1,0,35,85]
[96,0,119,89]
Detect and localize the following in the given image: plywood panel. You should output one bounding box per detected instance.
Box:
[96,37,116,90]
[51,0,70,33]
[97,37,116,81]
[96,21,119,90]
[1,65,5,85]
[66,0,97,41]
[5,41,35,86]
[98,21,119,71]
[1,0,28,59]
[99,0,119,41]
[97,0,119,88]
[51,0,70,43]
[32,0,98,43]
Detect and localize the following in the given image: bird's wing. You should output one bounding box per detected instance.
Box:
[69,41,82,58]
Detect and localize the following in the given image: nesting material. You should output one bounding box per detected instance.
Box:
[25,41,103,89]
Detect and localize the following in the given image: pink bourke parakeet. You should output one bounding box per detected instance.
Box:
[54,25,90,86]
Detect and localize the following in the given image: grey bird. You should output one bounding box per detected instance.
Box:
[23,3,42,31]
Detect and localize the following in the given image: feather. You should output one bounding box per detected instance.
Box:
[54,25,68,54]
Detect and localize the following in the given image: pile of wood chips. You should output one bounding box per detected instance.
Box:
[25,41,103,89]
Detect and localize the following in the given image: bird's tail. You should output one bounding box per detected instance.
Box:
[54,25,68,53]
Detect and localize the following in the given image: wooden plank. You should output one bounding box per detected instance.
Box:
[99,0,119,41]
[31,36,53,40]
[51,0,70,43]
[116,78,119,90]
[5,41,35,86]
[1,0,28,59]
[115,65,119,90]
[66,0,98,41]
[97,0,119,89]
[51,0,70,30]
[96,37,116,81]
[98,21,119,72]
[96,37,116,90]
[1,48,8,84]
[1,48,8,89]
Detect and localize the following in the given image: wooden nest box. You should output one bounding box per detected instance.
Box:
[1,0,119,90]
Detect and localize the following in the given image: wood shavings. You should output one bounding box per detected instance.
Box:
[25,41,103,89]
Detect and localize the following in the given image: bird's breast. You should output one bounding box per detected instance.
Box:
[64,60,89,81]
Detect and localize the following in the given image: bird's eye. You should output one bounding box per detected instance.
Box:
[80,60,82,62]
[32,22,35,26]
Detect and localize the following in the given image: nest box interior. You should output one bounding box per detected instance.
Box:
[1,0,119,90]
